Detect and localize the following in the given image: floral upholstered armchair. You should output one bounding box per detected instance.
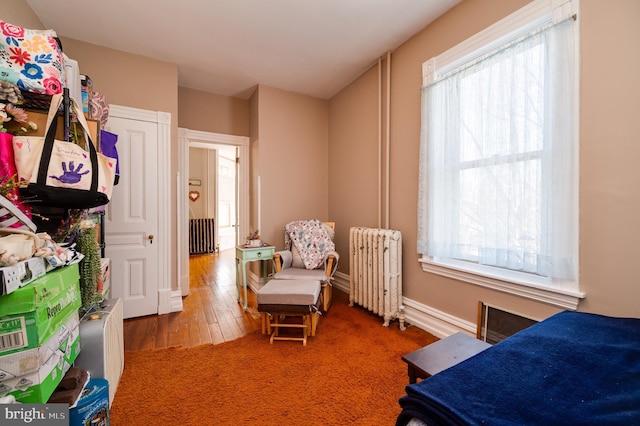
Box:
[272,219,339,312]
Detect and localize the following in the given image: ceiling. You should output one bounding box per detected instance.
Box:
[26,0,460,100]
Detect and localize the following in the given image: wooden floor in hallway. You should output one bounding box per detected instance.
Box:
[123,248,262,351]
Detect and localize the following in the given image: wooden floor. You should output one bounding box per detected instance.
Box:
[123,248,263,351]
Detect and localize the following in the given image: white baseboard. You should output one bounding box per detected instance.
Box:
[332,271,475,339]
[158,288,176,314]
[170,290,184,313]
[402,298,475,338]
[333,271,350,294]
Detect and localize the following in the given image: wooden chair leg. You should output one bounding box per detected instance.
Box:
[310,312,319,336]
[322,283,332,312]
[261,312,275,335]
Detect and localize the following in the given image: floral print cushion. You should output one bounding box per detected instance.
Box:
[285,219,335,270]
[0,21,65,95]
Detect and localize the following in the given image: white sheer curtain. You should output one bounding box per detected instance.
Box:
[417,17,576,281]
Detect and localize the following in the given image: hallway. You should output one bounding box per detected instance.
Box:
[123,249,262,351]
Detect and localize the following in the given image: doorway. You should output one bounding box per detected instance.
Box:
[188,143,237,252]
[177,129,250,296]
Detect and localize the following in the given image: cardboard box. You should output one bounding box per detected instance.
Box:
[0,257,48,296]
[0,311,79,380]
[4,109,99,148]
[0,264,81,357]
[0,312,81,403]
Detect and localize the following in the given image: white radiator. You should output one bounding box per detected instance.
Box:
[349,227,405,330]
[189,218,216,254]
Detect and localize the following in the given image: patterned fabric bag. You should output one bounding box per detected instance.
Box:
[0,20,66,95]
[89,91,109,127]
[12,94,116,209]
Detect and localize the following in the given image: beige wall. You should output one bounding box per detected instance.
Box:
[328,64,380,270]
[578,0,640,315]
[3,0,43,28]
[58,38,178,120]
[329,0,640,322]
[178,87,250,136]
[188,147,208,219]
[251,85,329,249]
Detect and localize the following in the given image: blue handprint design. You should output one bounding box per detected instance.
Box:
[50,161,89,184]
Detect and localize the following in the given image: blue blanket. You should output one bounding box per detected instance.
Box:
[396,311,640,426]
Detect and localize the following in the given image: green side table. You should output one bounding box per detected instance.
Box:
[235,244,275,310]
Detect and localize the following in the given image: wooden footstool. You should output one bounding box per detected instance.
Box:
[257,279,321,346]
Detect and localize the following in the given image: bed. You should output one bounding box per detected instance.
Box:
[396,310,640,425]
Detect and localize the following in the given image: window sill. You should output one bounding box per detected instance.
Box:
[419,257,585,310]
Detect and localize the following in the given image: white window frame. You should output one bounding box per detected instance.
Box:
[418,0,584,310]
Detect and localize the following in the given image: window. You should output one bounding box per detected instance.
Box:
[417,0,583,308]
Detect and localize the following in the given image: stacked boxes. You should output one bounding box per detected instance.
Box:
[0,264,82,403]
[0,312,80,403]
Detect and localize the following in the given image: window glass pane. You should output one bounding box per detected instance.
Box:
[459,158,541,271]
[459,42,545,163]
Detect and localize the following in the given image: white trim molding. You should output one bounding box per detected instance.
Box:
[333,271,350,294]
[403,297,476,339]
[171,290,184,312]
[177,128,250,297]
[177,129,190,297]
[419,258,584,310]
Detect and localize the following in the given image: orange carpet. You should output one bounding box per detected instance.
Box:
[110,299,437,425]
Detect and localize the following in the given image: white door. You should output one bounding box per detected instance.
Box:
[216,147,237,251]
[104,115,160,319]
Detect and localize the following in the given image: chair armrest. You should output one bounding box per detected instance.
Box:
[273,250,292,272]
[323,251,339,279]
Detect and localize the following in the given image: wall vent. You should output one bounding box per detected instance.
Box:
[477,301,538,344]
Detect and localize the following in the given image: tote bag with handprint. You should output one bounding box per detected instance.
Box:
[13,94,116,209]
